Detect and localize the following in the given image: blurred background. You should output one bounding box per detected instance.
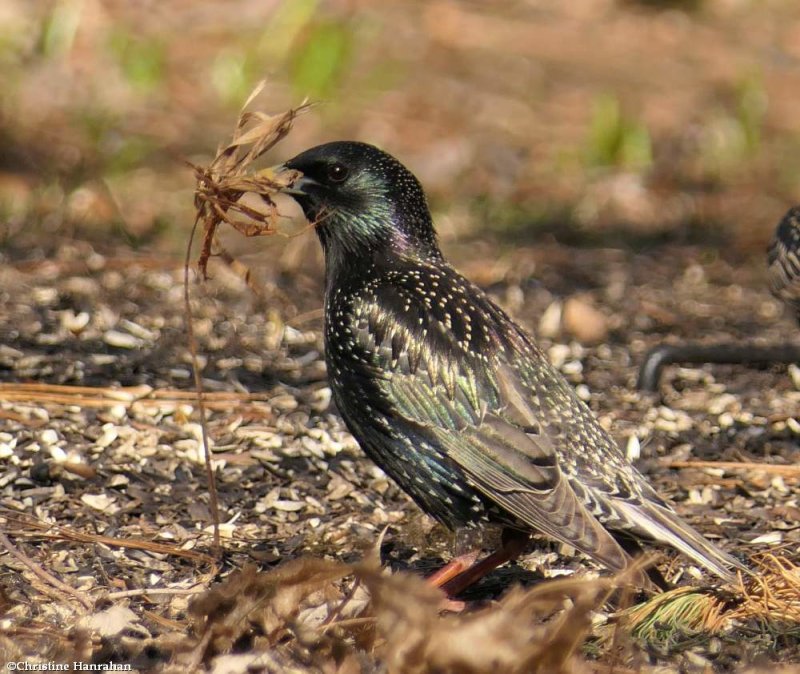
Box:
[1,0,799,259]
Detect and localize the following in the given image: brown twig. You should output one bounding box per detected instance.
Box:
[142,609,187,631]
[0,530,93,611]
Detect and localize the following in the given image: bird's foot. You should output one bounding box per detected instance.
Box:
[438,597,468,613]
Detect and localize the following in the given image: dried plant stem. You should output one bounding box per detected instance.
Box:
[670,460,800,478]
[3,512,215,564]
[0,530,92,611]
[184,215,221,559]
[104,587,205,600]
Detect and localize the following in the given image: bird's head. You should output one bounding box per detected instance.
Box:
[269,141,441,267]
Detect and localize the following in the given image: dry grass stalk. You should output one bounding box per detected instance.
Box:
[191,84,310,279]
[2,510,216,565]
[0,381,273,411]
[670,460,800,480]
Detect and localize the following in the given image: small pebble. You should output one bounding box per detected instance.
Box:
[625,435,640,461]
[104,330,143,349]
[40,429,59,446]
[562,296,609,344]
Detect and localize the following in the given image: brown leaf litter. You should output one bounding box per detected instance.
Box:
[172,549,800,672]
[3,242,800,670]
[180,552,620,674]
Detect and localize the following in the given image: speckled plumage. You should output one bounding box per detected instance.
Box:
[278,141,743,582]
[768,206,800,321]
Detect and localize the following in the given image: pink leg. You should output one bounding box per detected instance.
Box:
[426,530,531,601]
[426,550,481,588]
[440,533,529,597]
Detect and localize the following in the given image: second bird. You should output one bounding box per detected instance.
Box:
[270,141,744,589]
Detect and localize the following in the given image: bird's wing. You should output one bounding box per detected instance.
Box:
[354,268,743,581]
[353,274,634,573]
[436,361,743,582]
[432,405,636,572]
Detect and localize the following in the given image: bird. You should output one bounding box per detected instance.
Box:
[638,206,800,391]
[768,205,800,323]
[268,140,744,592]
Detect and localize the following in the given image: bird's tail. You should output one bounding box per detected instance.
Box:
[613,500,746,583]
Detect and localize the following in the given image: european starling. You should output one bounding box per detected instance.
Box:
[638,206,800,391]
[768,206,800,322]
[270,141,743,587]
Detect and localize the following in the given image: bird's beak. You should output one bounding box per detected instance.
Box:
[257,164,315,196]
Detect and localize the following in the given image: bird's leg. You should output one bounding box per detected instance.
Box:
[437,530,530,598]
[425,550,481,588]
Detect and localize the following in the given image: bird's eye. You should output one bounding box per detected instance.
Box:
[327,163,349,183]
